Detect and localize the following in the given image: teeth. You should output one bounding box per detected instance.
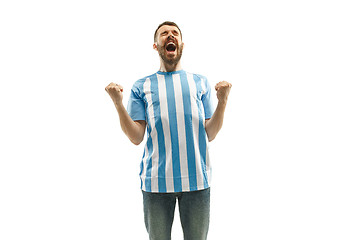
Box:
[165,41,176,51]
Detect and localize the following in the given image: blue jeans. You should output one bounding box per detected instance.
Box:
[142,188,210,240]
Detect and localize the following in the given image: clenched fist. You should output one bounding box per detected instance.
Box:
[105,82,124,104]
[215,81,232,103]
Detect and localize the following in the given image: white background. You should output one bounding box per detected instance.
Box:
[1,0,359,239]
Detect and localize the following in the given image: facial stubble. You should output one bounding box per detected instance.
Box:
[157,43,183,66]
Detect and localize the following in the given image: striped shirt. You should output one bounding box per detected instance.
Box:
[127,70,214,193]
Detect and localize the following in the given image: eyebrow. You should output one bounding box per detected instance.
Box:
[161,29,179,35]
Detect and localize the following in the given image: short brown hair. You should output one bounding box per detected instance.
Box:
[154,21,182,42]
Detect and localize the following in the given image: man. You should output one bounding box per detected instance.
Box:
[105,21,231,240]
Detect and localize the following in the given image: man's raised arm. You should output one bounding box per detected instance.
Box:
[105,82,146,145]
[205,81,232,142]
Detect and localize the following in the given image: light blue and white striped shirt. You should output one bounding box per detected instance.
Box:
[127,70,214,193]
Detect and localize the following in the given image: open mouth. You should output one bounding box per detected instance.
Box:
[165,42,177,52]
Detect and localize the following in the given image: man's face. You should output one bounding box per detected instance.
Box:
[154,25,184,66]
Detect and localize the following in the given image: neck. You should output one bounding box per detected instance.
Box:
[159,61,182,72]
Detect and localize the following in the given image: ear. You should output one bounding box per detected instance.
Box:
[153,43,158,51]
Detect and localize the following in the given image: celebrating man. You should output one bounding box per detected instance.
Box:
[105,21,231,240]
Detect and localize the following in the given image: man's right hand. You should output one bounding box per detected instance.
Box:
[105,82,123,104]
[105,82,146,145]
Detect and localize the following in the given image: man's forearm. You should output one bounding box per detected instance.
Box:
[205,100,227,142]
[114,101,145,145]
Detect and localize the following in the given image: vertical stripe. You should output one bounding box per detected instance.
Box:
[141,142,147,190]
[139,151,144,190]
[200,78,207,117]
[144,135,153,191]
[206,145,211,185]
[165,74,182,192]
[143,78,155,192]
[195,75,209,188]
[201,76,211,187]
[180,71,197,191]
[157,74,174,192]
[187,73,204,190]
[139,79,146,191]
[173,73,190,191]
[152,74,166,192]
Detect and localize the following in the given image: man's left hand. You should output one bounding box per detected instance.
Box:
[215,81,232,103]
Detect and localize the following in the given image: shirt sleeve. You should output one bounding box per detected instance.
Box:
[201,77,215,120]
[127,84,146,121]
